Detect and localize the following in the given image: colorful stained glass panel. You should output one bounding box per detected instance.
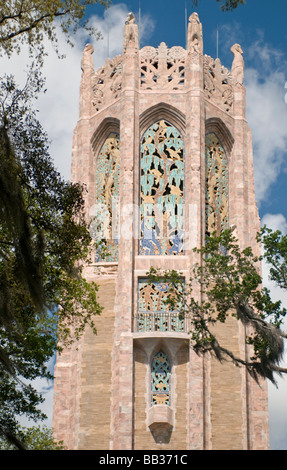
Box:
[205,133,228,237]
[92,133,120,262]
[151,351,171,406]
[140,120,184,256]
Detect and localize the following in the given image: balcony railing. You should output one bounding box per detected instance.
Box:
[136,310,187,333]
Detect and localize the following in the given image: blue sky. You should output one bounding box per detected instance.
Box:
[4,0,287,451]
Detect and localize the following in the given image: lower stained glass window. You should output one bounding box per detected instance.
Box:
[151,351,171,406]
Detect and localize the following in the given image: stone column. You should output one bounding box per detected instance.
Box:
[230,44,269,450]
[110,13,139,450]
[185,13,205,450]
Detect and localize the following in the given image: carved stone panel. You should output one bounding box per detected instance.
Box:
[203,55,234,113]
[140,43,186,90]
[92,56,122,112]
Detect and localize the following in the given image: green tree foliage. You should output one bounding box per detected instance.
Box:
[0,0,110,58]
[148,229,287,386]
[192,0,246,11]
[0,0,110,449]
[0,425,65,450]
[0,69,102,448]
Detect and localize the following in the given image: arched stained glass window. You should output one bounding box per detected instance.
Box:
[92,133,120,262]
[205,132,228,238]
[151,351,171,406]
[139,120,184,256]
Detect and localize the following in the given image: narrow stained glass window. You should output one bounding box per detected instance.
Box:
[92,133,120,262]
[205,132,228,238]
[151,351,171,406]
[139,120,184,256]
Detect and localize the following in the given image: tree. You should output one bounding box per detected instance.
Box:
[0,0,111,449]
[0,68,102,448]
[0,425,65,450]
[148,228,287,386]
[0,0,110,59]
[192,0,246,11]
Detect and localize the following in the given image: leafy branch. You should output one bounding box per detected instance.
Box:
[148,229,287,385]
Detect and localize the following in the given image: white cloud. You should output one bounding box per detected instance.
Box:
[261,213,287,234]
[245,41,287,206]
[1,3,154,180]
[261,213,287,449]
[37,4,132,179]
[216,26,287,208]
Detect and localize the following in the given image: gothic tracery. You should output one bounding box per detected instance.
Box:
[140,43,186,90]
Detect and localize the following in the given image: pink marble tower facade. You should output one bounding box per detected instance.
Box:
[52,13,269,450]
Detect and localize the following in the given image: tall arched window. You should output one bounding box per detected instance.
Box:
[139,120,184,256]
[151,351,171,406]
[92,133,120,262]
[205,132,228,238]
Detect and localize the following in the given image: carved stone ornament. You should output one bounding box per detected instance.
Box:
[231,43,244,85]
[81,43,94,74]
[203,55,234,112]
[93,263,118,277]
[140,42,186,90]
[123,11,138,51]
[187,12,203,55]
[92,55,122,112]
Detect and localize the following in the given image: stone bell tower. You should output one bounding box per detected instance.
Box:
[52,12,269,450]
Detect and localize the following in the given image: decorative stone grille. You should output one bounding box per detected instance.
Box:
[203,55,234,113]
[140,43,186,91]
[92,55,122,112]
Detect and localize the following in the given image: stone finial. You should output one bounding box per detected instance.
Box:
[231,43,244,84]
[123,11,138,51]
[81,43,95,74]
[187,12,203,54]
[79,43,95,118]
[125,11,136,24]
